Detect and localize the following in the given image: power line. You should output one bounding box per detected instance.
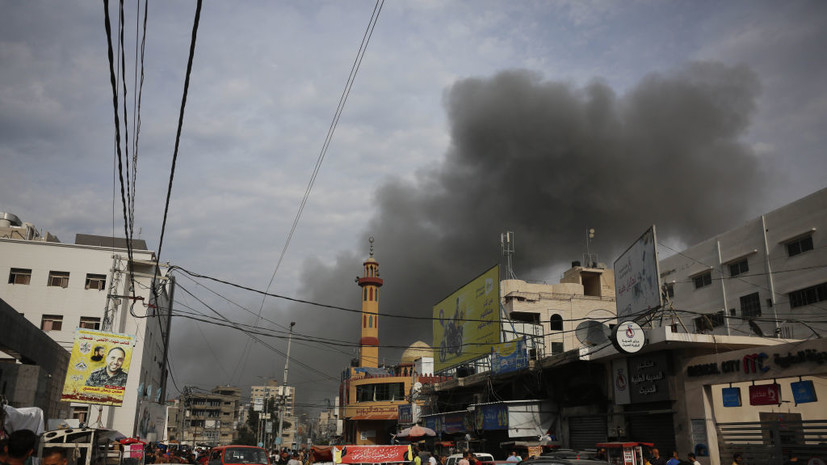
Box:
[239,0,386,382]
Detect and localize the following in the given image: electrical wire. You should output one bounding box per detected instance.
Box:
[238,0,386,382]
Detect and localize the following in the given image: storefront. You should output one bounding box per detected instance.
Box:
[675,339,827,465]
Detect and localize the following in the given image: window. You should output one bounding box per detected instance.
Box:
[41,314,63,331]
[729,259,749,277]
[740,292,761,318]
[550,342,564,355]
[85,273,106,290]
[71,406,89,423]
[8,268,32,285]
[549,314,563,331]
[693,271,712,289]
[48,271,70,288]
[355,383,405,402]
[693,311,725,332]
[786,235,814,257]
[788,282,827,308]
[79,316,101,330]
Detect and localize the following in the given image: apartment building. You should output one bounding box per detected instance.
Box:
[0,212,174,437]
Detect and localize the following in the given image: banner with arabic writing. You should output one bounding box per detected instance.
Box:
[61,329,134,406]
[334,445,411,464]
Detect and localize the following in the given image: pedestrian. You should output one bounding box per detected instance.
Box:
[429,452,438,465]
[41,448,68,465]
[3,430,37,465]
[650,449,667,465]
[666,451,680,465]
[687,453,700,465]
[288,452,302,465]
[458,452,470,465]
[732,453,743,465]
[506,452,521,463]
[0,439,9,465]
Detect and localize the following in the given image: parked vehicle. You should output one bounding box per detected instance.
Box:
[207,445,270,465]
[444,452,496,465]
[520,457,606,465]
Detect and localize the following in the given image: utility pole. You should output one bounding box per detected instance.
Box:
[277,322,295,447]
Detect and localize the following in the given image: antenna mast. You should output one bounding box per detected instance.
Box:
[500,231,517,280]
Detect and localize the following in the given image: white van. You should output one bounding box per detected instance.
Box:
[445,453,495,465]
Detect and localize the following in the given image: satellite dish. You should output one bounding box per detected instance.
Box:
[575,320,610,347]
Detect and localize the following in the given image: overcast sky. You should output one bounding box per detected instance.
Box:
[2,0,826,413]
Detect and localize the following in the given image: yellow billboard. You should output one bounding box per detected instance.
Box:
[433,265,500,372]
[61,328,134,406]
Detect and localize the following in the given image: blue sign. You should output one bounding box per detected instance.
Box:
[398,405,413,424]
[722,387,742,407]
[424,416,437,431]
[474,403,508,430]
[491,338,528,375]
[791,380,818,404]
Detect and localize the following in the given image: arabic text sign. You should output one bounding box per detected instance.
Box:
[722,387,742,407]
[791,380,817,404]
[433,265,500,372]
[749,383,781,406]
[614,226,662,319]
[334,445,411,464]
[61,329,134,406]
[491,338,528,375]
[628,352,671,403]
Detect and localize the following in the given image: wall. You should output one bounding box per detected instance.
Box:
[0,238,173,435]
[659,187,827,339]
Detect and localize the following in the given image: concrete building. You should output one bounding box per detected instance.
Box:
[0,297,69,419]
[172,386,241,446]
[502,264,617,357]
[658,187,827,339]
[249,380,297,447]
[339,242,448,444]
[0,213,174,438]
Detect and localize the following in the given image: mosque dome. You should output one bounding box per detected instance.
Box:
[400,341,432,363]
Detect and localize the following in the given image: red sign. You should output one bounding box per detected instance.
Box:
[749,383,781,405]
[334,445,411,464]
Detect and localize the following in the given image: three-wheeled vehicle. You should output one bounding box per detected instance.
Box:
[39,428,133,465]
[595,442,654,465]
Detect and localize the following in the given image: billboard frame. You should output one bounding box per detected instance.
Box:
[432,264,500,373]
[613,225,663,321]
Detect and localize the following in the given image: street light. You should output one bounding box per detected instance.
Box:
[277,322,295,447]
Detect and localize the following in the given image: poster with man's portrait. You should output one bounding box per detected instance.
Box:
[61,328,135,406]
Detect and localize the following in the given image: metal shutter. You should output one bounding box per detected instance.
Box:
[568,415,607,450]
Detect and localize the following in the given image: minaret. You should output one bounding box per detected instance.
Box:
[356,237,383,368]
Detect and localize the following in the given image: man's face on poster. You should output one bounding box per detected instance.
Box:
[106,348,125,375]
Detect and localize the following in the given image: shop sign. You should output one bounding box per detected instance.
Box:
[687,348,827,378]
[615,321,646,354]
[629,352,671,403]
[491,338,528,375]
[474,403,508,430]
[612,358,631,405]
[443,412,466,433]
[398,405,413,424]
[333,445,411,464]
[749,383,781,406]
[791,380,817,404]
[721,387,742,407]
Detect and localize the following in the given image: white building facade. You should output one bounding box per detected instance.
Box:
[658,187,827,340]
[0,214,174,438]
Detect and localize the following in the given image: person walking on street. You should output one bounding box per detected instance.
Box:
[687,453,700,465]
[506,452,521,463]
[666,451,680,465]
[650,449,667,465]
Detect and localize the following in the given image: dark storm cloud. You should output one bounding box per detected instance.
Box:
[298,61,766,366]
